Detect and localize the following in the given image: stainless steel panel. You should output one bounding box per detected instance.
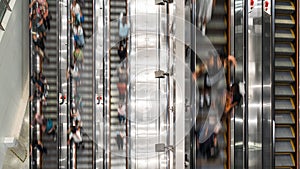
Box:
[234,0,245,168]
[247,1,263,168]
[262,5,274,168]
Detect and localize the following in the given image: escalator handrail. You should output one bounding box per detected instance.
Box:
[66,0,75,168]
[28,0,33,168]
[92,0,96,167]
[125,0,131,168]
[56,0,61,168]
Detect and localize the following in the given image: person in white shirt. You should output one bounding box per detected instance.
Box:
[73,24,85,48]
[71,0,82,24]
[68,126,84,149]
[118,104,126,124]
[119,12,130,47]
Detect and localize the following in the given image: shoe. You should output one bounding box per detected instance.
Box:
[202,24,206,36]
[200,94,204,108]
[205,93,210,106]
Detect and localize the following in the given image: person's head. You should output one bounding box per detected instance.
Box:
[72,0,77,5]
[71,126,77,133]
[32,9,36,16]
[32,33,37,40]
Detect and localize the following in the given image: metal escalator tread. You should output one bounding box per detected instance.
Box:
[275,140,295,153]
[275,126,294,139]
[275,43,295,55]
[207,18,227,30]
[275,112,295,124]
[274,0,296,168]
[275,71,294,83]
[275,154,295,167]
[275,1,295,14]
[206,32,227,45]
[42,0,58,168]
[275,98,294,110]
[275,85,295,96]
[75,0,94,168]
[275,29,295,41]
[275,15,295,27]
[275,57,295,69]
[196,1,227,169]
[110,0,127,168]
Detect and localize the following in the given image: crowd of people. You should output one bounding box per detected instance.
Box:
[115,12,130,151]
[194,49,241,159]
[29,0,57,159]
[67,0,87,150]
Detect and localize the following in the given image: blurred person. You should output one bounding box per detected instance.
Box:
[33,33,50,69]
[197,0,216,35]
[118,43,127,63]
[117,67,127,102]
[68,124,84,149]
[71,108,82,127]
[30,140,47,156]
[73,46,84,71]
[67,64,81,90]
[39,1,51,31]
[116,131,124,150]
[117,104,126,124]
[42,118,57,142]
[31,113,44,128]
[30,8,47,39]
[74,92,83,113]
[73,23,85,48]
[204,49,236,107]
[71,0,83,25]
[119,12,130,47]
[223,82,242,120]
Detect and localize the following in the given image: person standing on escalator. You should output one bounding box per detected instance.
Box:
[119,12,130,48]
[196,0,216,35]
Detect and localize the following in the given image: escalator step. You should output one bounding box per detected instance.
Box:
[275,154,295,167]
[212,3,227,16]
[275,1,295,14]
[275,85,295,96]
[275,139,295,153]
[207,18,227,30]
[275,71,294,83]
[275,112,295,124]
[275,43,295,55]
[275,57,295,69]
[206,32,227,45]
[275,29,295,41]
[275,98,294,110]
[275,15,295,28]
[275,126,294,139]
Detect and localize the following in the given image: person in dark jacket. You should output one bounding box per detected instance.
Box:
[118,43,127,63]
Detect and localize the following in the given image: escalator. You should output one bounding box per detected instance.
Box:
[75,0,94,168]
[42,0,58,168]
[196,0,228,168]
[109,0,127,168]
[274,0,297,168]
[206,0,228,52]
